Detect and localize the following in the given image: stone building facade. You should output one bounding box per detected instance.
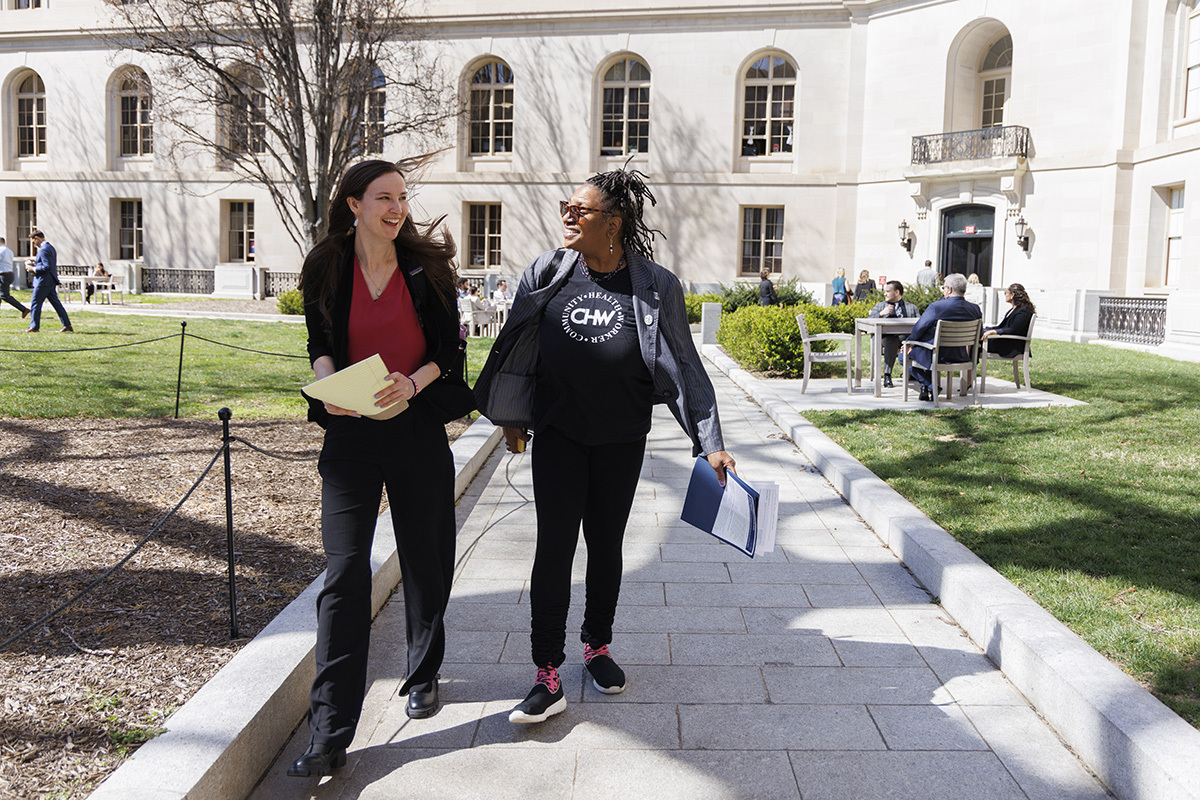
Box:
[2,0,1197,354]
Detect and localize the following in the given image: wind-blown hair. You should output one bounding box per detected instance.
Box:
[1008,283,1036,313]
[586,166,664,259]
[300,157,457,333]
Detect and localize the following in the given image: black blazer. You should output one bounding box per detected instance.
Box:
[985,305,1034,359]
[304,242,462,425]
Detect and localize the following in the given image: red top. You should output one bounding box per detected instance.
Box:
[346,258,426,377]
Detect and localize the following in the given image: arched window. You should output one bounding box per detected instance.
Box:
[741,54,796,156]
[600,57,650,157]
[116,68,153,157]
[979,35,1012,128]
[16,73,46,157]
[469,61,513,155]
[225,66,266,155]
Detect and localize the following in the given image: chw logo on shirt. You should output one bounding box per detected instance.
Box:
[560,291,624,344]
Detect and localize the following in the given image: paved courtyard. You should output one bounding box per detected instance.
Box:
[250,361,1109,800]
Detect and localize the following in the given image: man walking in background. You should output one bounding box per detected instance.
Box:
[25,231,73,333]
[0,237,30,320]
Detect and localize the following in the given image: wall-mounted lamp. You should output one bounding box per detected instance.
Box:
[898,220,912,252]
[1014,216,1030,252]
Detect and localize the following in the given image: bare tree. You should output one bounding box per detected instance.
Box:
[102,0,460,252]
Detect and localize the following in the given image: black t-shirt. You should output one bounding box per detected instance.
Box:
[534,264,653,445]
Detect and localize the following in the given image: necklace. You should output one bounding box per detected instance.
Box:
[581,255,626,284]
[360,262,396,301]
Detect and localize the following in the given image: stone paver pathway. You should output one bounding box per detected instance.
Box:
[251,360,1110,800]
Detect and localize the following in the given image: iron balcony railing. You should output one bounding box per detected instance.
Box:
[142,268,215,294]
[1097,297,1167,346]
[911,125,1031,164]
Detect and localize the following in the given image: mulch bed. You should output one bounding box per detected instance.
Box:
[0,416,466,798]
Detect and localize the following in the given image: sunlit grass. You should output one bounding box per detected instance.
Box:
[0,311,494,420]
[801,340,1200,726]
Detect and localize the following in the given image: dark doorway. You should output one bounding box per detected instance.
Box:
[941,204,994,285]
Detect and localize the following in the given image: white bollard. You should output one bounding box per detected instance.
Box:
[700,302,722,344]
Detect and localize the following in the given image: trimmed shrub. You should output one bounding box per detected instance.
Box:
[276,289,304,315]
[901,282,943,312]
[774,277,815,307]
[717,301,879,378]
[684,291,722,324]
[708,277,814,315]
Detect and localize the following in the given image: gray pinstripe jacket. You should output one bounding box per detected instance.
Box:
[474,248,724,457]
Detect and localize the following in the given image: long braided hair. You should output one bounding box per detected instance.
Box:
[300,158,457,335]
[1007,283,1036,313]
[586,166,665,260]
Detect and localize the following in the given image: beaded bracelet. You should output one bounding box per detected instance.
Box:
[406,375,419,396]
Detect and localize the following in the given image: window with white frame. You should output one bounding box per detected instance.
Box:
[118,199,144,260]
[741,54,796,156]
[740,207,784,274]
[15,199,36,258]
[16,73,46,157]
[1186,5,1200,118]
[227,201,255,262]
[15,0,43,7]
[467,204,502,268]
[226,69,266,155]
[469,61,514,155]
[117,69,153,157]
[1166,187,1184,286]
[600,58,650,157]
[979,35,1012,128]
[362,67,386,155]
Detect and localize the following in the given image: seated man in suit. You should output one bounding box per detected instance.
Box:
[868,280,920,388]
[904,272,982,402]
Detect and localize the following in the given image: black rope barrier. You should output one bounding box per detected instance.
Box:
[0,443,226,651]
[229,435,320,462]
[0,333,181,354]
[184,332,308,359]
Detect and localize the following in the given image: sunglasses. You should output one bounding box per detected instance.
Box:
[559,200,611,218]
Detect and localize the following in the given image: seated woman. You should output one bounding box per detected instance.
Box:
[982,283,1036,358]
[85,262,110,303]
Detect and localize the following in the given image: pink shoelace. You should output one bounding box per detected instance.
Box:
[583,644,610,664]
[535,666,561,693]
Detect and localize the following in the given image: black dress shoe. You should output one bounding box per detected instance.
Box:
[287,743,347,777]
[407,678,440,719]
[919,387,933,402]
[883,374,894,388]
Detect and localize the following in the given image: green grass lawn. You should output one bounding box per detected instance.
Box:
[0,310,494,420]
[802,339,1200,726]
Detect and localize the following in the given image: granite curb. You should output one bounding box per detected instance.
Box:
[701,343,1200,800]
[87,417,504,800]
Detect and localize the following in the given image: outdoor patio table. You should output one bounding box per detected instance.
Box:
[59,275,111,304]
[854,316,917,397]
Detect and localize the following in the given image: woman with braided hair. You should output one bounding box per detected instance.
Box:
[474,168,736,724]
[982,282,1037,359]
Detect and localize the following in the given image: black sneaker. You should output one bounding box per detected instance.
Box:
[583,643,627,694]
[508,666,566,724]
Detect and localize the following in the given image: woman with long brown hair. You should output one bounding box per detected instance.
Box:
[288,158,467,778]
[982,282,1036,358]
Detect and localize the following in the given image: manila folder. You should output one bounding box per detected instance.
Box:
[302,353,406,418]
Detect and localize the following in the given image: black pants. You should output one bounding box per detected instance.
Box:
[308,403,455,749]
[529,427,646,668]
[0,272,28,314]
[881,334,902,374]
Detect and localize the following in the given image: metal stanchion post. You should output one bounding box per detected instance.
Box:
[218,407,239,639]
[174,321,187,419]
